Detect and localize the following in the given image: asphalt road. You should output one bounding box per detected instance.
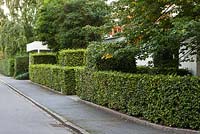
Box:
[0,82,74,134]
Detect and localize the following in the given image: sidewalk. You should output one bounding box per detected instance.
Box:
[0,75,184,134]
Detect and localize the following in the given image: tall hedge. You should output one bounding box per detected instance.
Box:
[0,58,14,76]
[76,70,200,130]
[58,49,85,66]
[14,56,29,77]
[29,64,83,95]
[30,53,57,65]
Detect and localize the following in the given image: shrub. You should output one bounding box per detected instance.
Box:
[30,53,57,65]
[15,72,29,80]
[136,66,191,76]
[76,70,200,130]
[86,42,138,73]
[14,56,29,77]
[58,49,86,66]
[153,48,179,68]
[0,58,14,76]
[29,64,83,95]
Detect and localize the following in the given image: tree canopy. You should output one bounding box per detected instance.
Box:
[35,0,109,51]
[110,0,200,67]
[0,0,41,57]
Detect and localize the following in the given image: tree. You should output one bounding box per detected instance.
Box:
[110,0,200,67]
[35,0,109,51]
[0,0,41,57]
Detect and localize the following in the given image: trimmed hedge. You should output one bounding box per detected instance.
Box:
[29,64,83,95]
[14,56,29,77]
[58,49,85,66]
[136,66,191,76]
[30,53,57,65]
[76,70,200,130]
[0,58,14,76]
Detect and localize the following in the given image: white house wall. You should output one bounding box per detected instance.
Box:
[136,55,198,76]
[180,58,197,75]
[179,46,198,76]
[136,57,153,66]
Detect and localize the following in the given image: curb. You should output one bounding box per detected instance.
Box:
[29,81,65,95]
[79,99,200,134]
[0,79,90,134]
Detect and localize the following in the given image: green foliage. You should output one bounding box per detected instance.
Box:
[75,69,95,102]
[86,42,138,73]
[76,70,200,130]
[30,53,57,65]
[58,49,86,66]
[15,72,29,80]
[0,21,27,57]
[110,0,200,66]
[0,0,42,57]
[29,64,83,95]
[14,56,29,77]
[0,58,14,76]
[136,66,191,76]
[35,0,109,51]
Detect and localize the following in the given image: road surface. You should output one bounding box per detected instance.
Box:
[0,82,74,134]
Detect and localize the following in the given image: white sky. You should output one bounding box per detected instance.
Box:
[0,0,117,15]
[1,2,9,15]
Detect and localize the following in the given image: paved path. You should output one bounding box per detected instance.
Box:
[0,75,175,134]
[0,80,74,134]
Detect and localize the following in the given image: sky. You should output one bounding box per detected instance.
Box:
[1,1,9,15]
[1,0,117,15]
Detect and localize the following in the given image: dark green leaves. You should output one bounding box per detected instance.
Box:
[35,0,109,51]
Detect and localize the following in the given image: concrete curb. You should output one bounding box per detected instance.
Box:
[29,80,64,95]
[0,79,90,134]
[79,99,200,134]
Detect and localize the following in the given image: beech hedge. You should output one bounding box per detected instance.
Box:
[29,64,82,95]
[76,70,200,130]
[58,49,85,66]
[30,53,57,65]
[136,66,191,76]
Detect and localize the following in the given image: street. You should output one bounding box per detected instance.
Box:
[0,82,74,134]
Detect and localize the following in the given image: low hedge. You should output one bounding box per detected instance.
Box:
[30,53,57,65]
[29,64,83,95]
[0,58,14,76]
[58,49,85,67]
[76,70,200,130]
[14,56,29,77]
